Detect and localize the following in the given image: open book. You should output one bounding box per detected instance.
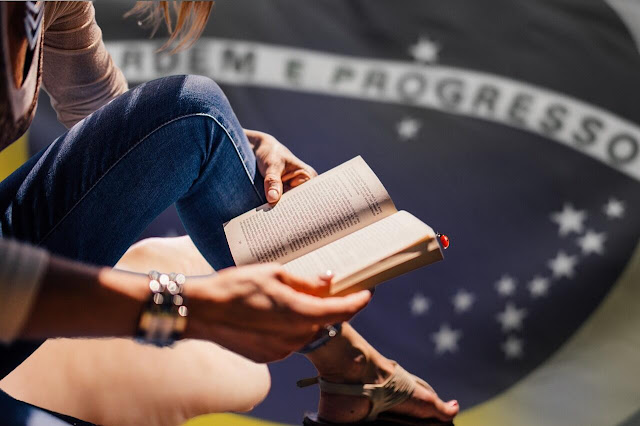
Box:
[224,156,443,296]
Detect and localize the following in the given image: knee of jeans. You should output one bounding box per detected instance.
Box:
[163,75,239,159]
[179,75,233,119]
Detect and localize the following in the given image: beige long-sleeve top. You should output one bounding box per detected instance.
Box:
[0,1,128,342]
[0,239,50,343]
[43,1,128,127]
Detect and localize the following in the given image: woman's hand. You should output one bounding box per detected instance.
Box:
[185,264,371,363]
[245,129,317,204]
[22,250,362,364]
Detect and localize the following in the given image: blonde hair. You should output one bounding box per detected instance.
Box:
[126,1,214,52]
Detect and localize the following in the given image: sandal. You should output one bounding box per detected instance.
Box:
[298,362,454,425]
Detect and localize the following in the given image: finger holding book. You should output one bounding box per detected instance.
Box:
[274,285,372,325]
[245,128,317,204]
[185,264,371,336]
[191,320,319,363]
[277,268,335,297]
[282,169,315,190]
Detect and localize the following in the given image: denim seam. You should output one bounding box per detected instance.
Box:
[206,114,263,201]
[37,112,260,246]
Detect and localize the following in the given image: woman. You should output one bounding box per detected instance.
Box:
[0,2,459,425]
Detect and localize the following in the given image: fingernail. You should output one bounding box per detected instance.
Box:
[268,189,279,200]
[449,400,458,407]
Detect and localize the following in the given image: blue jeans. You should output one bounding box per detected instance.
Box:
[1,74,265,267]
[0,75,266,423]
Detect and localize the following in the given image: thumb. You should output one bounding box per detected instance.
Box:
[264,161,285,204]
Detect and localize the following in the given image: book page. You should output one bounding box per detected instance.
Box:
[282,210,437,283]
[224,156,396,265]
[329,239,442,296]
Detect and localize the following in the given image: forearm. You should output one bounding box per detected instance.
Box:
[20,256,149,340]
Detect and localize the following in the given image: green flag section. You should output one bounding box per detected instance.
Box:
[456,240,640,426]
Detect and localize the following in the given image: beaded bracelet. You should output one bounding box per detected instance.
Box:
[135,270,188,347]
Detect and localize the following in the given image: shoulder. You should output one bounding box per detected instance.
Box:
[44,1,94,32]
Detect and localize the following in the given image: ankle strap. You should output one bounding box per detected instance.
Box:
[296,362,417,422]
[296,376,319,388]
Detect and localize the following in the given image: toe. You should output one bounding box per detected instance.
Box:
[409,385,459,422]
[431,397,459,422]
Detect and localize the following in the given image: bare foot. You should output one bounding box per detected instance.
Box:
[305,324,459,424]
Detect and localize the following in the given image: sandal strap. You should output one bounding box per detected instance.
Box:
[359,363,416,421]
[297,376,320,388]
[298,361,419,422]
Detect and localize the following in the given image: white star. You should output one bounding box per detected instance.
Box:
[547,251,578,279]
[495,275,517,297]
[550,203,587,237]
[502,336,524,359]
[410,293,431,316]
[577,230,606,256]
[603,198,625,219]
[528,276,550,298]
[452,289,475,313]
[408,36,440,63]
[496,302,527,332]
[396,117,421,140]
[431,324,462,354]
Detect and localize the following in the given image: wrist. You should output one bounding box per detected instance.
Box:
[135,271,190,346]
[181,273,225,340]
[21,258,149,340]
[99,267,149,304]
[95,267,150,337]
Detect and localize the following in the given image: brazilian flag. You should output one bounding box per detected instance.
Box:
[8,0,640,424]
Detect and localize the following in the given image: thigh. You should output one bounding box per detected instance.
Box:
[0,339,271,426]
[0,75,264,268]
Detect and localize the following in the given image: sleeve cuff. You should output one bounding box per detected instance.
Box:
[0,239,50,343]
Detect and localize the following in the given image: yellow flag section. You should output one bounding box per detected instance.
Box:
[457,240,640,426]
[0,134,29,181]
[184,414,288,426]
